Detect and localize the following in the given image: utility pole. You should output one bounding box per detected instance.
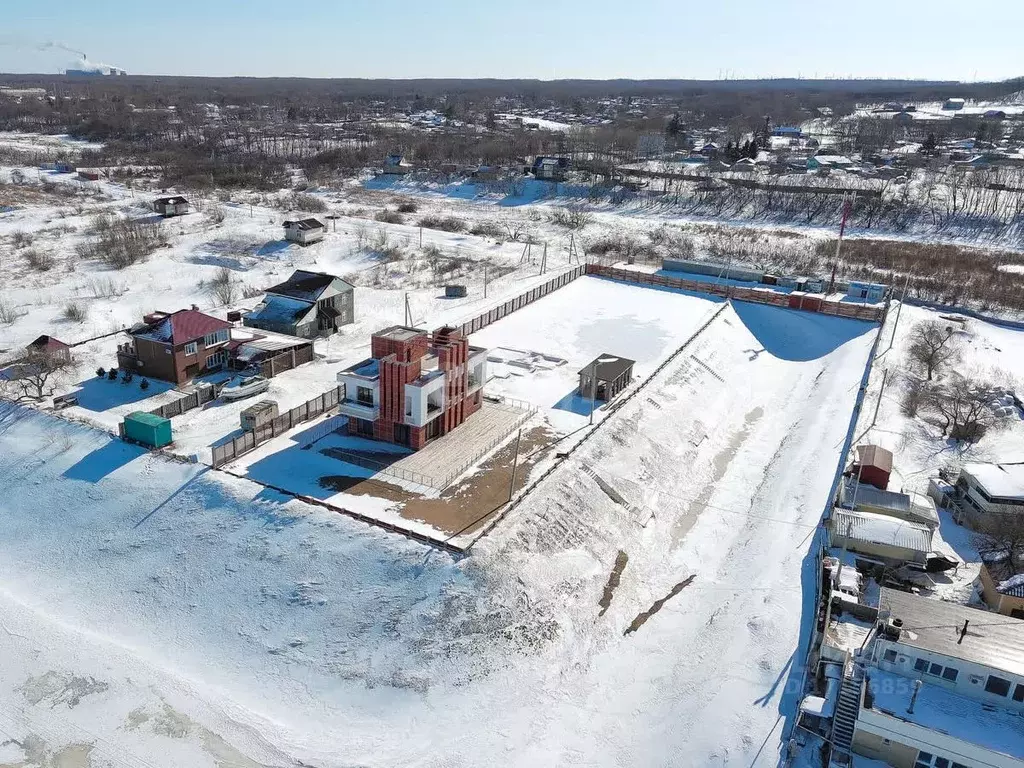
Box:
[884,274,911,355]
[419,226,423,249]
[540,242,548,275]
[483,264,489,299]
[828,192,856,295]
[870,369,889,430]
[507,428,523,502]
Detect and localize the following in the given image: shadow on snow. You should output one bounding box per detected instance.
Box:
[731,300,876,362]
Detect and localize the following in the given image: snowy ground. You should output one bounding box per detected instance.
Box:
[0,297,876,767]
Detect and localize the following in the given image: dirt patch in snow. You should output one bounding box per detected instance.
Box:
[598,550,629,616]
[624,574,697,636]
[320,423,556,535]
[18,671,108,709]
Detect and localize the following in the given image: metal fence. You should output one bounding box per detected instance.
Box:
[147,383,217,419]
[455,264,587,337]
[259,343,314,379]
[586,264,886,322]
[211,385,342,467]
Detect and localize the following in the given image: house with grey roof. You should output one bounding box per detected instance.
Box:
[283,217,326,245]
[243,270,354,339]
[847,588,1024,768]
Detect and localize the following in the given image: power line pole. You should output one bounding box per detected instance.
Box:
[884,274,911,355]
[483,264,489,299]
[828,192,855,295]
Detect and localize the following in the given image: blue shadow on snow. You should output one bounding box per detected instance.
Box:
[552,391,602,416]
[63,439,142,483]
[731,300,876,362]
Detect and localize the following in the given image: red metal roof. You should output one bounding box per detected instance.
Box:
[135,309,232,344]
[28,335,71,352]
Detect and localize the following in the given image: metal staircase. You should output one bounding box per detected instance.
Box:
[831,661,864,756]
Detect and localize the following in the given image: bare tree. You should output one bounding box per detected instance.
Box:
[922,374,1000,444]
[1,348,76,402]
[972,514,1024,572]
[908,321,959,380]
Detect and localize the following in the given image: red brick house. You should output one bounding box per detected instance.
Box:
[336,325,488,450]
[117,309,233,385]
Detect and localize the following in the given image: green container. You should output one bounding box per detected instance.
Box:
[123,411,173,448]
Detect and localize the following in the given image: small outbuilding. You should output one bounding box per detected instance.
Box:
[240,400,279,431]
[25,335,72,363]
[122,411,173,449]
[283,218,326,245]
[578,354,635,401]
[849,444,893,489]
[153,195,190,217]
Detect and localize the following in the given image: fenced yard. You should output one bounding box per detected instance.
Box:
[211,386,342,467]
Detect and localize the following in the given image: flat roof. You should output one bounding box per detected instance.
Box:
[879,587,1024,677]
[376,326,425,342]
[962,462,1024,501]
[866,669,1024,760]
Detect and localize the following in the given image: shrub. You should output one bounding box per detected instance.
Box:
[396,200,418,213]
[24,249,55,271]
[62,302,87,323]
[77,216,168,269]
[0,301,20,325]
[207,204,226,224]
[291,192,327,213]
[470,221,506,239]
[549,204,592,230]
[108,368,118,380]
[96,367,106,378]
[375,209,405,224]
[140,378,150,390]
[418,215,467,233]
[210,267,237,305]
[11,231,33,249]
[242,285,264,299]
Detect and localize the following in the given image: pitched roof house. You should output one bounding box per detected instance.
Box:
[117,309,233,385]
[26,335,72,363]
[244,270,354,339]
[283,217,326,244]
[153,196,190,217]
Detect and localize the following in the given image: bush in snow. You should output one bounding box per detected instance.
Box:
[290,193,327,213]
[418,215,467,233]
[77,216,168,270]
[209,267,237,306]
[0,301,21,325]
[24,248,55,272]
[62,302,87,323]
[396,200,418,213]
[375,209,405,224]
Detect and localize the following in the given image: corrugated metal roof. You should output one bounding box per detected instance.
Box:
[842,478,910,513]
[134,309,232,345]
[830,508,932,553]
[879,587,1024,677]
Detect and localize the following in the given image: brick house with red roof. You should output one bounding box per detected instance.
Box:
[117,309,233,385]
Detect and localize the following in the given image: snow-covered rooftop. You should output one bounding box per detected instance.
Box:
[866,669,1024,761]
[830,508,933,553]
[962,462,1024,501]
[879,587,1024,677]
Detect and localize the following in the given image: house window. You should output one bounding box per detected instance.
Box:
[1013,683,1024,703]
[985,675,1011,697]
[204,329,228,347]
[356,386,374,405]
[184,342,198,356]
[940,667,959,682]
[914,659,958,681]
[914,658,928,673]
[882,649,898,663]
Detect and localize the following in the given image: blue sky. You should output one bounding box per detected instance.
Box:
[1,0,1022,81]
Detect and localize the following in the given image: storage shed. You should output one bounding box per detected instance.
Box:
[122,411,172,448]
[240,400,279,431]
[153,195,190,217]
[828,508,933,566]
[578,354,635,401]
[850,444,893,490]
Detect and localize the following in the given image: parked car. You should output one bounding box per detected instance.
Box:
[220,374,271,401]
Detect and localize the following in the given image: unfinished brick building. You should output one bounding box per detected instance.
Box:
[336,325,487,450]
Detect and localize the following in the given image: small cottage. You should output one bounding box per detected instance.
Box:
[283,218,326,245]
[153,196,190,217]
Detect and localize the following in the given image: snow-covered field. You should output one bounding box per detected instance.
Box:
[0,298,876,767]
